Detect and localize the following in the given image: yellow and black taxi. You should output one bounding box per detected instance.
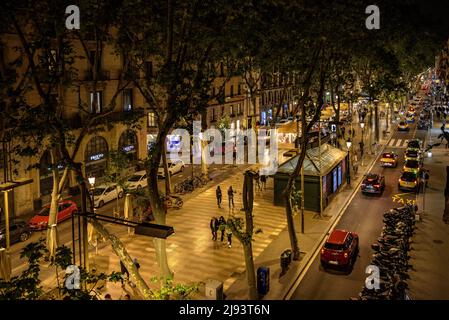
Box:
[398,171,420,192]
[380,152,399,167]
[403,159,421,174]
[404,149,423,163]
[361,173,386,195]
[407,106,416,116]
[406,113,415,123]
[398,121,409,131]
[406,139,422,152]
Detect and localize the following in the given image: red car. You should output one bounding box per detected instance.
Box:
[320,229,359,269]
[28,200,78,231]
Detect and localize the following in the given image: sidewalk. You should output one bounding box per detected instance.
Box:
[408,118,449,299]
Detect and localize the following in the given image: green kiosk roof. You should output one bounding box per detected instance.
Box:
[276,143,347,176]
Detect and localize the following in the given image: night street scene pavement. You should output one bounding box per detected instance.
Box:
[2,0,449,304]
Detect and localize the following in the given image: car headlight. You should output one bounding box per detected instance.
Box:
[39,221,46,225]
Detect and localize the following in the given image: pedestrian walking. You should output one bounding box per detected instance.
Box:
[228,186,235,210]
[216,186,222,208]
[210,217,219,241]
[260,174,267,191]
[424,170,430,189]
[120,261,129,287]
[218,216,226,242]
[226,228,233,248]
[254,171,261,191]
[133,258,140,271]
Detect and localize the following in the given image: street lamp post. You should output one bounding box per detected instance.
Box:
[346,138,352,187]
[360,122,365,166]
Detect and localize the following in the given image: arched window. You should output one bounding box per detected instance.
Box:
[85,136,108,178]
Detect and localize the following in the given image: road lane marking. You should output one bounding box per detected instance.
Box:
[395,139,402,147]
[388,139,396,147]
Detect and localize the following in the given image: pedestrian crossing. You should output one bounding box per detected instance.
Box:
[387,138,409,148]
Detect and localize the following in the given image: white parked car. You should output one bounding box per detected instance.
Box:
[157,159,185,178]
[91,183,124,208]
[126,170,148,191]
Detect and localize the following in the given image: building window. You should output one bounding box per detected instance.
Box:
[118,130,138,165]
[123,89,133,111]
[238,84,242,95]
[90,91,103,114]
[148,112,156,127]
[221,106,224,115]
[237,104,241,115]
[212,86,216,97]
[230,105,234,115]
[211,108,216,121]
[230,85,234,97]
[85,136,108,178]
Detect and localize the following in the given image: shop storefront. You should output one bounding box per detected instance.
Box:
[273,143,348,212]
[118,130,138,168]
[85,136,108,179]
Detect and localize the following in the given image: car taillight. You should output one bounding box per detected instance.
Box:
[321,248,325,254]
[412,180,417,184]
[361,184,366,187]
[344,252,348,258]
[374,184,380,188]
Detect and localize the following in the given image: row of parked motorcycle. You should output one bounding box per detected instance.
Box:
[359,204,416,300]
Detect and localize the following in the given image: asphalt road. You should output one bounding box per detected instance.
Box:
[290,117,428,300]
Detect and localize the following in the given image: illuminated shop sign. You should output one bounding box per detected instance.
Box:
[123,145,135,153]
[89,153,104,161]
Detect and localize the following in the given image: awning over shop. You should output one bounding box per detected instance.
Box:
[276,143,347,177]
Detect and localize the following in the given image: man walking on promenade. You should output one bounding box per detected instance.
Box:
[216,186,222,208]
[228,186,235,210]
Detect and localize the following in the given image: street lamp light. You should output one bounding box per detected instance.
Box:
[346,138,352,186]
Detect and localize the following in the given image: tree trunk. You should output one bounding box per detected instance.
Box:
[243,241,258,300]
[146,125,173,277]
[88,218,153,299]
[284,194,300,260]
[374,101,379,142]
[162,145,171,195]
[46,148,62,256]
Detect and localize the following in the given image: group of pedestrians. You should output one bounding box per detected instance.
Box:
[215,185,235,210]
[210,216,232,248]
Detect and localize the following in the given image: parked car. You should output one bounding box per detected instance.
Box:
[397,121,409,131]
[403,159,421,174]
[126,170,148,191]
[28,200,78,231]
[320,229,359,269]
[398,171,420,192]
[91,184,124,208]
[157,159,185,178]
[380,152,399,167]
[361,173,385,195]
[1,220,32,246]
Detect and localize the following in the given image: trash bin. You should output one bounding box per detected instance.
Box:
[257,266,270,295]
[280,249,292,273]
[205,279,223,300]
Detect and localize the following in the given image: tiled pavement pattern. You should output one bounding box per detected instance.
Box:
[94,167,289,300]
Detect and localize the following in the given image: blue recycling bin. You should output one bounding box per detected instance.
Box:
[257,266,270,295]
